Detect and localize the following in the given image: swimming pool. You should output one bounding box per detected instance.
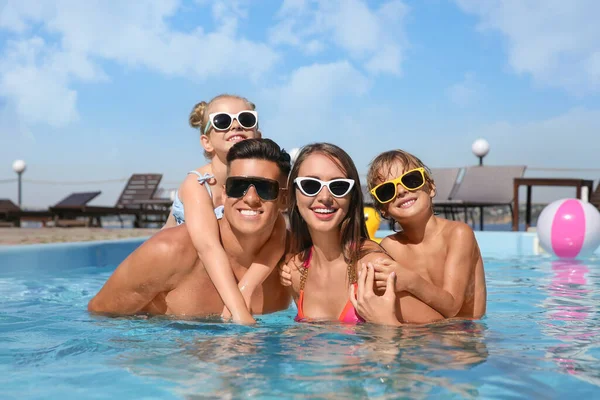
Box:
[1,234,599,398]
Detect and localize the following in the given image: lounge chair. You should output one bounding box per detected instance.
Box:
[0,199,21,227]
[49,191,102,227]
[49,174,171,228]
[0,199,53,227]
[430,167,462,220]
[449,165,527,230]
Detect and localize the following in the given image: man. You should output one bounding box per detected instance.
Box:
[88,139,291,317]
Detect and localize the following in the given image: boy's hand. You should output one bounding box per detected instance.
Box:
[350,263,399,326]
[372,258,413,292]
[279,264,293,287]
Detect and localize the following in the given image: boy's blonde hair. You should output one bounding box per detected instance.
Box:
[367,149,435,214]
[189,94,257,159]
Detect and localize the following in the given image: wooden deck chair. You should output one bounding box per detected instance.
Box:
[430,167,462,220]
[0,199,53,227]
[50,174,171,228]
[450,165,527,230]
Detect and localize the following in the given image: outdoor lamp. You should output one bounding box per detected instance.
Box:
[12,159,26,207]
[471,139,490,166]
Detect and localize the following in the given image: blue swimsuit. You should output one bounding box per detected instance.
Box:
[171,171,224,224]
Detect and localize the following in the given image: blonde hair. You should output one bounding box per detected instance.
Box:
[366,149,435,214]
[189,94,257,158]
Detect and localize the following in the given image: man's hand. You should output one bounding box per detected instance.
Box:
[279,264,293,287]
[350,263,400,326]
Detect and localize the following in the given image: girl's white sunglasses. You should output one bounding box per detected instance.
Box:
[204,110,258,133]
[294,177,355,198]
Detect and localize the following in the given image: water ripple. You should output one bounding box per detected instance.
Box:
[1,257,600,398]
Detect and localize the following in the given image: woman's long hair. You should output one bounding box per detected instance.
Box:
[288,143,369,278]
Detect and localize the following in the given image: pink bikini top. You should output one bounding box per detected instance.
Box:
[294,248,364,324]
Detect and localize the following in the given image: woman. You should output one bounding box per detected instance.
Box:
[280,143,444,325]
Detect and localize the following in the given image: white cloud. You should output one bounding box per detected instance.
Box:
[269,0,409,75]
[455,0,600,94]
[259,61,371,146]
[0,0,280,129]
[447,72,482,107]
[0,37,91,128]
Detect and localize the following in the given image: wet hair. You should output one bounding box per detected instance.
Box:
[226,138,291,178]
[288,143,369,282]
[366,149,435,214]
[189,94,257,159]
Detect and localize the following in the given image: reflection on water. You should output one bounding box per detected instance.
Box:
[543,260,600,386]
[121,319,489,399]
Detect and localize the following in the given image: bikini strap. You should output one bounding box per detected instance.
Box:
[299,248,356,289]
[299,248,312,291]
[187,171,215,198]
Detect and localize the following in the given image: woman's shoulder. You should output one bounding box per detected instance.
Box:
[358,239,391,262]
[284,251,305,268]
[360,238,384,252]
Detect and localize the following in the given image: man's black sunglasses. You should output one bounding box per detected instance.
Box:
[225,176,283,201]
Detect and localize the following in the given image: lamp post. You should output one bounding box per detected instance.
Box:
[471,139,490,166]
[470,140,490,231]
[12,159,26,207]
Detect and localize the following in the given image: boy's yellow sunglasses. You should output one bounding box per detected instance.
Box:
[370,168,427,204]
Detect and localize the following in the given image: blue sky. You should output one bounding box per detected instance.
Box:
[1,0,600,207]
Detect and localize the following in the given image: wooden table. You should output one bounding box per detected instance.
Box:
[512,178,594,231]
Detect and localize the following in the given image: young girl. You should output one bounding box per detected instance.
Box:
[366,150,487,319]
[165,94,286,324]
[280,143,443,325]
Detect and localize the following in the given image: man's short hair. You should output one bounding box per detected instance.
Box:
[227,138,291,177]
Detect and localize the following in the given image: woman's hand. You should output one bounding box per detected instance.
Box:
[350,263,400,326]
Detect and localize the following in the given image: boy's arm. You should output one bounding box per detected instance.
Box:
[359,249,444,323]
[233,214,287,311]
[384,224,477,318]
[88,250,178,314]
[180,174,255,324]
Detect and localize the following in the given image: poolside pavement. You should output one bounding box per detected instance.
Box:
[0,228,159,245]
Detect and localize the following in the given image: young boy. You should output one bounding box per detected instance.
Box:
[366,150,487,319]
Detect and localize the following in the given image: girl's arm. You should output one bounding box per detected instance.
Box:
[230,214,287,312]
[179,173,255,324]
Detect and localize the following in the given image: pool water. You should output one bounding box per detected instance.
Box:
[1,255,600,398]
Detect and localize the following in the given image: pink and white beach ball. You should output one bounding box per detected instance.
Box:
[537,199,600,259]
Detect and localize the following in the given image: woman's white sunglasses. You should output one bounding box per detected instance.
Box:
[204,110,258,133]
[294,177,355,198]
